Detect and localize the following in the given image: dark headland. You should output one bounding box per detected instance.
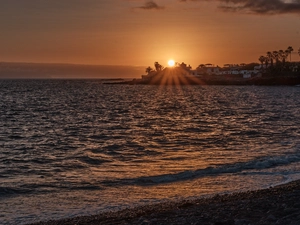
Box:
[126,67,300,86]
[105,58,300,85]
[29,180,300,225]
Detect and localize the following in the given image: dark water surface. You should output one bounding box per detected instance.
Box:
[1,80,300,224]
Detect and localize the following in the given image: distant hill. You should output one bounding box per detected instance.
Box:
[0,62,144,79]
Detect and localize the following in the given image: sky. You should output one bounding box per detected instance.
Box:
[0,0,300,73]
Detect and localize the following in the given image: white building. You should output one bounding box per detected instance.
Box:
[206,67,220,75]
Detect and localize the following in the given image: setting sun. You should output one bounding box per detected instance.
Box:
[168,60,175,67]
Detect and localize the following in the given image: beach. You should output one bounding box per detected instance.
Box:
[29,179,300,225]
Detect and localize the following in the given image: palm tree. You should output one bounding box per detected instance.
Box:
[278,50,284,61]
[283,50,289,63]
[154,62,163,72]
[258,56,266,67]
[272,51,279,65]
[145,66,154,74]
[278,50,288,69]
[266,51,273,67]
[287,46,294,62]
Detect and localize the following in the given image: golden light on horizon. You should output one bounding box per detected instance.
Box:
[168,59,175,67]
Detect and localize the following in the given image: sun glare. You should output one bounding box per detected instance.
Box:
[168,59,175,67]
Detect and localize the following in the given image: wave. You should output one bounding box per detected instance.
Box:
[0,182,104,198]
[0,186,33,197]
[132,152,300,185]
[78,155,112,165]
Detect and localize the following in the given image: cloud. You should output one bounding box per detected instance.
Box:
[180,0,300,14]
[136,1,165,10]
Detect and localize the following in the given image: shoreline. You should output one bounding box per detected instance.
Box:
[104,75,300,86]
[29,179,300,225]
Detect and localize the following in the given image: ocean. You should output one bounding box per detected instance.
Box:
[1,80,300,225]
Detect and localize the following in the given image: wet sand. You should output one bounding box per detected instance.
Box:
[29,180,300,225]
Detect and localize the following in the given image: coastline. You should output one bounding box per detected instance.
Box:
[130,64,300,86]
[29,179,300,225]
[104,75,300,86]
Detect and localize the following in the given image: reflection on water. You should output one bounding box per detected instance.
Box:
[0,80,300,224]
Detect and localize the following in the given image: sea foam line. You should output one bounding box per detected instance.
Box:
[130,152,300,185]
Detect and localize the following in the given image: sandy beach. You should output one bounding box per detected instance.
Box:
[29,180,300,225]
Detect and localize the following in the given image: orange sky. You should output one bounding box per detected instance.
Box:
[1,0,300,70]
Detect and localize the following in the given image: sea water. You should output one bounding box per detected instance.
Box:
[1,80,300,224]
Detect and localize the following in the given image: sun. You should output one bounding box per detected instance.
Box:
[168,59,175,67]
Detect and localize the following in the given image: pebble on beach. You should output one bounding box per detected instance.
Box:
[29,180,300,225]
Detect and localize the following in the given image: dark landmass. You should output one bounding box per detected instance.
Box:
[101,78,125,83]
[0,62,144,79]
[109,67,300,86]
[29,180,300,225]
[129,75,300,86]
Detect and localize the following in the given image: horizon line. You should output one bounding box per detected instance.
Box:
[0,61,146,68]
